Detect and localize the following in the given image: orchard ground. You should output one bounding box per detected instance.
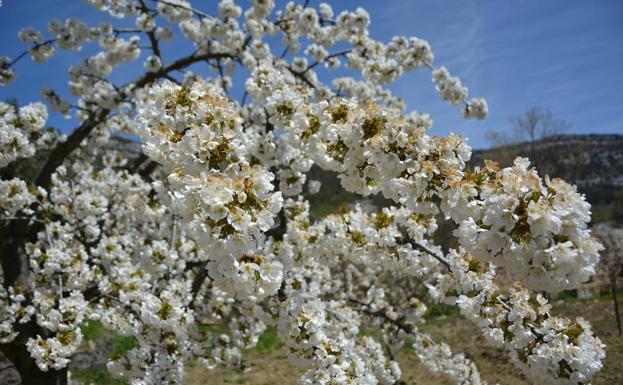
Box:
[67,291,623,385]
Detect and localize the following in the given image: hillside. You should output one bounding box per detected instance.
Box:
[472,134,623,188]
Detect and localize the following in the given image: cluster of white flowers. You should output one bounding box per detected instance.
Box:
[143,55,162,72]
[0,101,54,167]
[17,18,91,64]
[445,158,602,292]
[0,1,607,384]
[265,199,488,384]
[84,0,140,18]
[462,97,488,119]
[0,56,16,85]
[25,291,87,371]
[10,163,153,371]
[0,178,42,216]
[157,0,194,23]
[136,79,283,299]
[48,18,90,51]
[268,250,401,384]
[106,280,193,384]
[432,67,468,105]
[18,27,44,44]
[0,286,28,344]
[410,333,485,384]
[432,248,606,384]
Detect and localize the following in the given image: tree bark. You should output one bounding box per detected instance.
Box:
[611,280,622,335]
[1,342,67,385]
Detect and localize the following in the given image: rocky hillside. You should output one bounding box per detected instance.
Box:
[471,134,623,188]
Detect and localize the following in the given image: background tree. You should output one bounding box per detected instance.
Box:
[485,106,570,167]
[593,223,623,335]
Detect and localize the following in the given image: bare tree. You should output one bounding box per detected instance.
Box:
[593,223,623,335]
[512,106,570,142]
[485,106,570,167]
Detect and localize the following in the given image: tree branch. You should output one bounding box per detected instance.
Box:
[401,238,450,269]
[35,50,236,190]
[302,50,352,74]
[139,0,162,58]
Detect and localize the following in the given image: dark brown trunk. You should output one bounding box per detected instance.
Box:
[612,280,622,335]
[1,342,67,385]
[19,367,67,385]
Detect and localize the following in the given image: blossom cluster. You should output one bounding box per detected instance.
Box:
[0,177,42,216]
[0,101,58,167]
[0,1,607,384]
[592,223,623,282]
[433,248,606,384]
[271,227,403,384]
[445,158,602,292]
[260,199,489,384]
[136,79,283,299]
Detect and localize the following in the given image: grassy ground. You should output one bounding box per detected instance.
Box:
[68,293,622,385]
[184,295,623,385]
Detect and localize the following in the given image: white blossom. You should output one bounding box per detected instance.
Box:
[0,2,605,385]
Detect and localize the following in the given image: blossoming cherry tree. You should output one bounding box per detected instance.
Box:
[0,1,605,384]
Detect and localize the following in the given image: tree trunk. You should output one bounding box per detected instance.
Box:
[1,342,68,385]
[612,280,622,335]
[19,367,67,385]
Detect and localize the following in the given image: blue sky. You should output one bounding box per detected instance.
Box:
[1,0,622,149]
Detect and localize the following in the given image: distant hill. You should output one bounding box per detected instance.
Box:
[471,134,623,188]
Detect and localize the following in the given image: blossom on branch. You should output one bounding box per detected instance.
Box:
[0,1,605,384]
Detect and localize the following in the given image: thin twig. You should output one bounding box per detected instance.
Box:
[168,215,178,251]
[113,28,143,35]
[5,39,58,68]
[302,50,352,74]
[404,239,450,269]
[139,0,162,58]
[215,58,230,97]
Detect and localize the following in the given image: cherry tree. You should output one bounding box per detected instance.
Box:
[592,223,623,335]
[0,1,606,384]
